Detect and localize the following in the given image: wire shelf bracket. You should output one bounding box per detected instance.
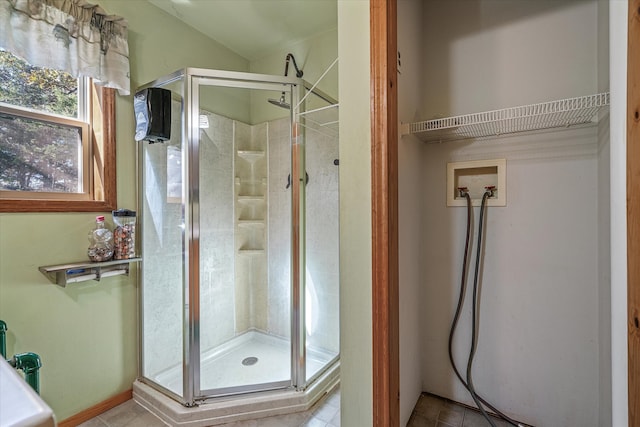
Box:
[401,92,610,143]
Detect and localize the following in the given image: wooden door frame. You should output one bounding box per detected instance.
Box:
[371,0,400,425]
[628,0,639,424]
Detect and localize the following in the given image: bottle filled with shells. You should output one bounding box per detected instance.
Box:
[88,215,114,262]
[112,209,136,260]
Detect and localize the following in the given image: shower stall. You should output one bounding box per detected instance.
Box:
[134,68,339,416]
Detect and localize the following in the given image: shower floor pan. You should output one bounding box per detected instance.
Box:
[134,331,339,426]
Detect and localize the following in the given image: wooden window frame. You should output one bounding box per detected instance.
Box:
[0,85,117,213]
[0,104,92,201]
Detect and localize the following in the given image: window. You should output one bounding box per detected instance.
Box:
[0,49,116,212]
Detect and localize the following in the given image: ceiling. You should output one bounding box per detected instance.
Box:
[147,0,337,61]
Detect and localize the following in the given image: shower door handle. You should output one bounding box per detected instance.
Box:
[285,172,309,189]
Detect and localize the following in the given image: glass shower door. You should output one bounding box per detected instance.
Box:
[299,97,340,382]
[193,75,296,396]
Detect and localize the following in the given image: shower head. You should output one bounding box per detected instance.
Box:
[268,93,290,109]
[266,53,302,110]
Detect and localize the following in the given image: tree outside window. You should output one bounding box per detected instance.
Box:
[0,49,116,212]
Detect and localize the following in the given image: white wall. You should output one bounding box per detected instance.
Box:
[412,1,605,425]
[420,0,597,117]
[597,1,611,425]
[397,0,426,425]
[609,1,628,426]
[420,131,600,427]
[337,1,372,425]
[597,117,612,427]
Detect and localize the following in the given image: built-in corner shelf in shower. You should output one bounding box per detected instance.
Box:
[401,92,610,144]
[237,195,265,202]
[238,220,265,227]
[238,249,265,256]
[237,150,265,162]
[38,258,142,287]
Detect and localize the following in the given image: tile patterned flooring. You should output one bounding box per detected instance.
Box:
[77,387,340,427]
[407,393,521,427]
[76,389,524,427]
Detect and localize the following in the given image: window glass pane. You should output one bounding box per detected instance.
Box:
[0,115,82,193]
[0,49,78,118]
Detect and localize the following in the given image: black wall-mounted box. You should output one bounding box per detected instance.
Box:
[134,87,171,143]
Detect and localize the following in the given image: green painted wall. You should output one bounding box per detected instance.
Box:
[0,1,248,421]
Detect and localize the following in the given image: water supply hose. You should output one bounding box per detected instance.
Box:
[466,191,498,426]
[448,190,521,426]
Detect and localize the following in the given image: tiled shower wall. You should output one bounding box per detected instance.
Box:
[267,118,292,339]
[199,112,236,352]
[303,125,340,355]
[142,106,238,379]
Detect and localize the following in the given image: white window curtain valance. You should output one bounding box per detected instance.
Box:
[0,0,131,95]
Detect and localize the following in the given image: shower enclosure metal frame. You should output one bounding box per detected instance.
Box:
[136,67,337,407]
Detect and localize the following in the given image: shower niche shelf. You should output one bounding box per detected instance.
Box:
[401,92,610,143]
[39,258,142,287]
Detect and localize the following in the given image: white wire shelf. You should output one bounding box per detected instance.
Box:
[401,92,609,143]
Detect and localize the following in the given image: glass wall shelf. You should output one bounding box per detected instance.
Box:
[39,258,142,287]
